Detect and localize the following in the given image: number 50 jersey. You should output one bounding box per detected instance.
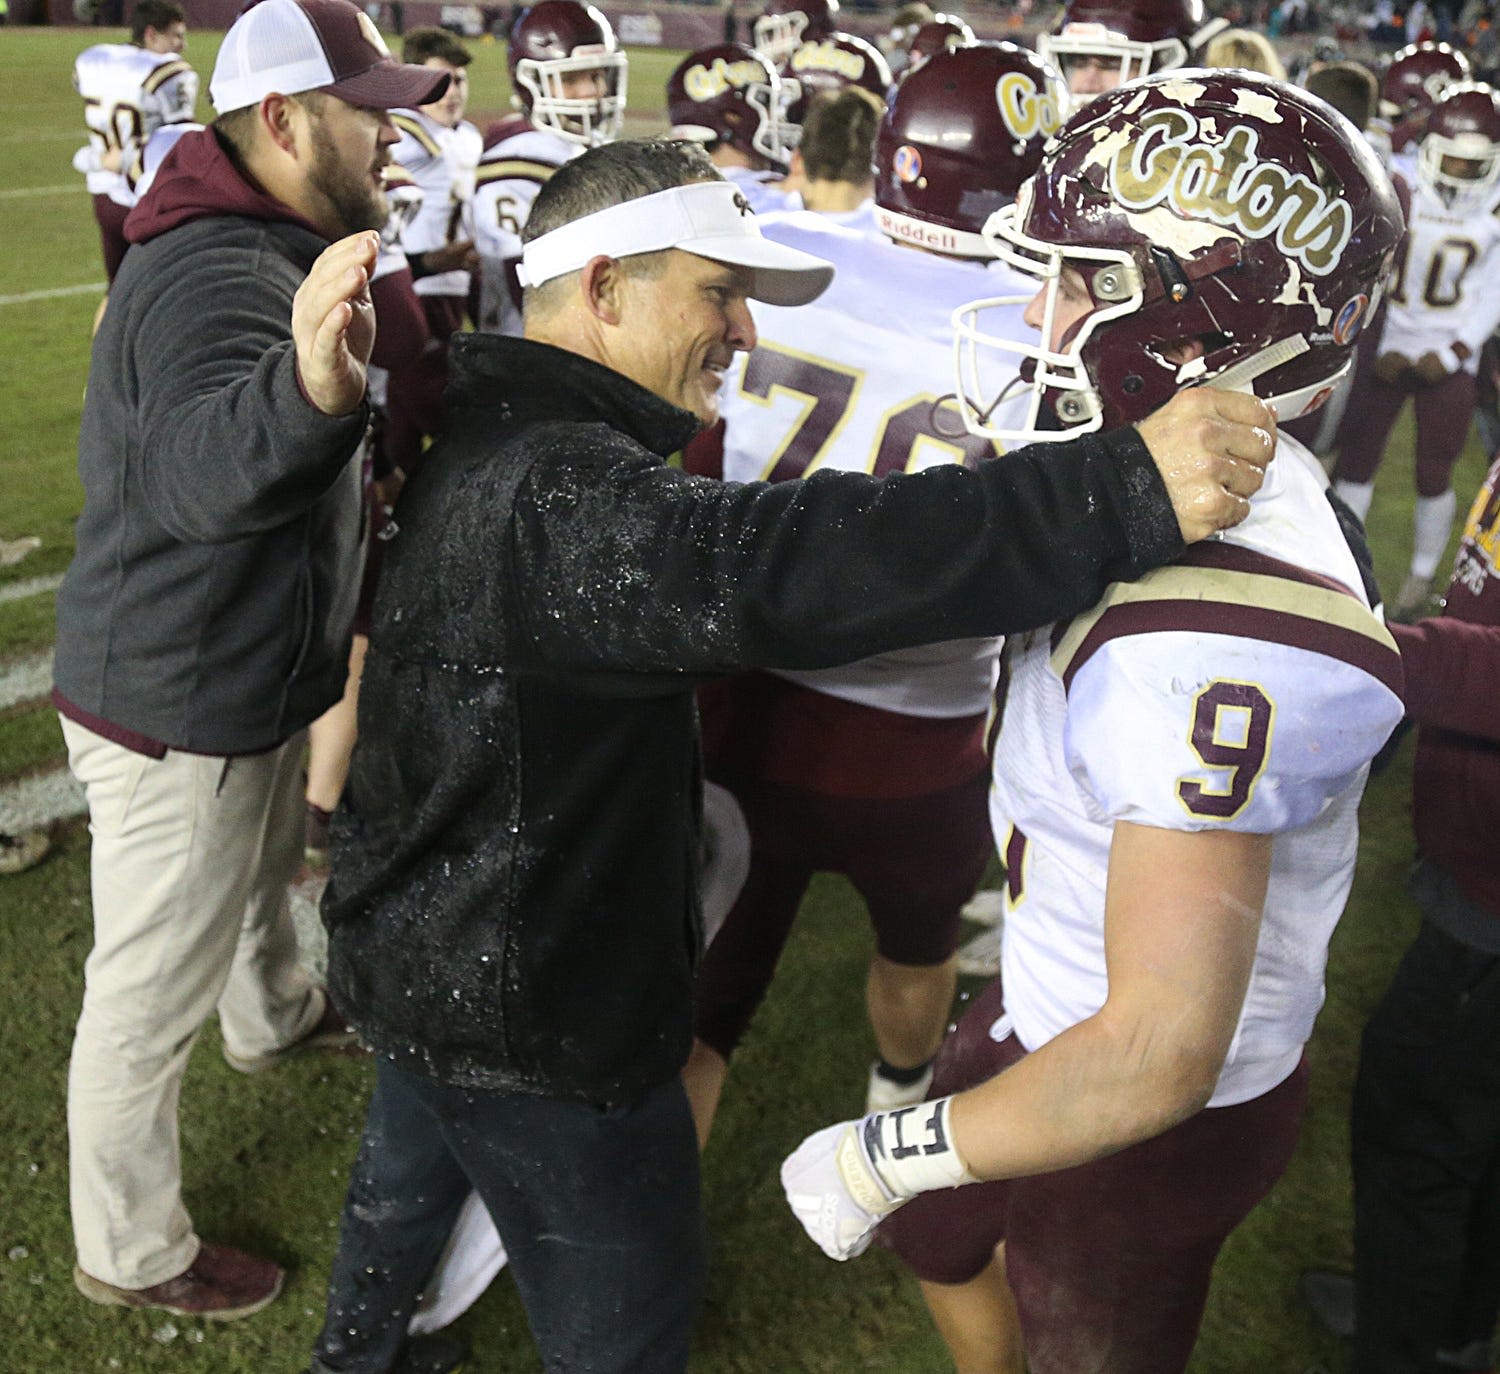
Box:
[719,210,1036,718]
[992,439,1404,1108]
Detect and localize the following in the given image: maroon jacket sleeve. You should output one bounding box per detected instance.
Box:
[1389,618,1500,742]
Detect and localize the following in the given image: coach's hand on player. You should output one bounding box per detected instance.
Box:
[1136,386,1276,543]
[293,231,380,418]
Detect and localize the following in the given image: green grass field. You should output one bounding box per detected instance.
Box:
[0,23,1490,1373]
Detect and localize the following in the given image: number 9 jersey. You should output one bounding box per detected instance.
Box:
[991,437,1405,1108]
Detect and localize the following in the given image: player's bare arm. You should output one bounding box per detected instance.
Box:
[1135,386,1276,544]
[292,230,379,416]
[946,822,1272,1178]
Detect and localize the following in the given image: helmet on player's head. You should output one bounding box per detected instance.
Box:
[953,70,1404,443]
[666,43,792,169]
[874,43,1066,257]
[1380,41,1470,120]
[508,0,627,146]
[779,32,891,139]
[1419,82,1500,206]
[1037,0,1223,100]
[904,15,977,73]
[753,0,839,67]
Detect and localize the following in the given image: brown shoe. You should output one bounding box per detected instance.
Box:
[74,1242,284,1320]
[222,990,364,1074]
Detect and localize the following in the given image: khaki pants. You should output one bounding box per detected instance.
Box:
[62,718,321,1288]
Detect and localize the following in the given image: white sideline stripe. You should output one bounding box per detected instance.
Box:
[0,764,84,834]
[0,283,106,306]
[0,184,81,200]
[0,649,53,713]
[0,573,63,605]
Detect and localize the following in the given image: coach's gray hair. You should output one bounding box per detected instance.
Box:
[522,140,723,317]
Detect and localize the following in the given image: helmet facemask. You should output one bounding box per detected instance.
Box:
[1420,129,1500,208]
[754,11,807,66]
[516,47,628,146]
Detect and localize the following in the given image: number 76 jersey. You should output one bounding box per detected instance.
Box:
[992,438,1405,1109]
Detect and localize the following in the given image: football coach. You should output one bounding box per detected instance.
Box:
[309,138,1279,1374]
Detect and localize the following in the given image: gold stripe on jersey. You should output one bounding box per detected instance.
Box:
[474,158,560,188]
[392,113,442,157]
[141,58,191,94]
[1050,543,1401,697]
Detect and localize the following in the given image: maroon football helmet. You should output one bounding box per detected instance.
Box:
[905,14,977,72]
[875,43,1066,257]
[953,70,1404,441]
[1037,0,1223,98]
[1380,41,1470,120]
[508,0,627,146]
[1419,82,1500,205]
[753,0,839,67]
[666,44,792,170]
[779,31,891,134]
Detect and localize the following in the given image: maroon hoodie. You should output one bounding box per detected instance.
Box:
[124,126,324,246]
[1389,455,1500,920]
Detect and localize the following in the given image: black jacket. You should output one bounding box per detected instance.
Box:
[325,333,1184,1105]
[53,130,366,754]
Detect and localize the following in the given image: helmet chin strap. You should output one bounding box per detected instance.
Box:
[1176,334,1310,392]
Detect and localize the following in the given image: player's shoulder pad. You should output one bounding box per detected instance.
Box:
[392,110,442,158]
[1053,542,1405,832]
[141,57,192,93]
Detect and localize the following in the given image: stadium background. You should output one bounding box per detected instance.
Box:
[0,18,1488,1372]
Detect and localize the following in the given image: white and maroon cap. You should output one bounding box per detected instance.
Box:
[211,0,450,115]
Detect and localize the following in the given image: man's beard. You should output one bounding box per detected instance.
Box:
[308,122,389,238]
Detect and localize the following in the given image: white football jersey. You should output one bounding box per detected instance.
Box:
[123,120,201,204]
[389,109,482,299]
[471,123,580,336]
[1378,164,1500,369]
[720,212,1035,717]
[373,164,425,284]
[991,437,1404,1106]
[73,43,197,205]
[723,163,797,215]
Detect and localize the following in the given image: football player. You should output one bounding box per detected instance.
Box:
[1368,39,1470,167]
[681,43,1066,1143]
[1331,83,1500,621]
[782,72,1406,1374]
[72,0,197,281]
[665,42,795,212]
[778,29,891,147]
[385,28,483,476]
[1035,0,1222,102]
[902,13,977,75]
[782,85,883,220]
[753,0,840,67]
[471,0,627,335]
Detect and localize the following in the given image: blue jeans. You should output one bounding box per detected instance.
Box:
[311,1061,706,1373]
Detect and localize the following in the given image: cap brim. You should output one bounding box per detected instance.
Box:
[680,235,834,307]
[323,60,450,110]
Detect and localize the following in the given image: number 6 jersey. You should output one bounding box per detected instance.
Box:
[992,439,1405,1107]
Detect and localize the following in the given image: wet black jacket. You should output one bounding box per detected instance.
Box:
[324,333,1184,1105]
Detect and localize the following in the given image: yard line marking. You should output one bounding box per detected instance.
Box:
[0,131,84,144]
[0,283,105,305]
[0,184,80,199]
[0,574,63,606]
[0,650,53,714]
[0,763,85,833]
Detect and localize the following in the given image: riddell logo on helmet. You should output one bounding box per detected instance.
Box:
[1108,109,1354,276]
[683,57,765,101]
[790,41,866,81]
[875,207,958,251]
[995,72,1062,142]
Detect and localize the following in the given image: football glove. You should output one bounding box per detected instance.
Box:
[781,1118,904,1261]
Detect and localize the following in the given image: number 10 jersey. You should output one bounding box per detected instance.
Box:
[991,439,1405,1107]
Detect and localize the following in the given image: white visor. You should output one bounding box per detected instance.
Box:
[515,180,834,306]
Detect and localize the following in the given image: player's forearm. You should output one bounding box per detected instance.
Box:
[1389,618,1500,740]
[945,1007,1224,1180]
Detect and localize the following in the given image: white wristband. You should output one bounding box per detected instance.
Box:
[863,1096,976,1199]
